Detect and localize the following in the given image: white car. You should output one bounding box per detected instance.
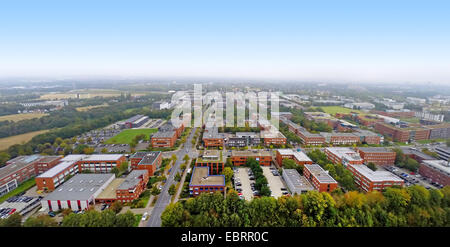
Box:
[141,212,149,221]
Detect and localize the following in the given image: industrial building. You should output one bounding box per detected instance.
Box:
[42,174,115,211]
[282,169,314,195]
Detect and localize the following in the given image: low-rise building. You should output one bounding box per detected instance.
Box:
[324,147,364,166]
[436,146,450,161]
[1,155,43,197]
[231,150,272,166]
[347,164,404,192]
[115,170,149,203]
[130,151,162,176]
[419,160,450,186]
[357,147,396,166]
[320,132,360,145]
[34,156,62,174]
[202,127,225,148]
[195,150,224,175]
[42,174,115,211]
[303,164,338,192]
[282,168,314,195]
[276,149,313,166]
[189,167,225,197]
[151,130,177,147]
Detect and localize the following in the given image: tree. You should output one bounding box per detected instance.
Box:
[0,213,22,227]
[222,167,234,183]
[367,162,377,171]
[24,215,57,227]
[116,211,136,227]
[183,154,190,163]
[168,184,176,195]
[151,185,161,195]
[110,201,123,214]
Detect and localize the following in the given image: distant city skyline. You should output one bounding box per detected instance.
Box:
[0,0,449,84]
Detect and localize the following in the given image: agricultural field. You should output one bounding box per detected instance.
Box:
[320,106,362,115]
[0,129,50,151]
[0,113,48,122]
[76,103,109,112]
[105,128,157,144]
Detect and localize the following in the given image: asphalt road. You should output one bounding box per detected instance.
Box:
[146,127,198,227]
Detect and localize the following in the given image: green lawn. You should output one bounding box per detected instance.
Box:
[105,128,157,144]
[416,138,446,144]
[134,214,143,227]
[319,106,362,115]
[399,117,421,123]
[0,178,36,203]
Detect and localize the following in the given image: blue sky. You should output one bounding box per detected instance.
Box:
[0,0,449,83]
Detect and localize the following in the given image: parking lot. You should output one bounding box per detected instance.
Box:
[234,167,253,201]
[383,166,443,189]
[262,166,285,198]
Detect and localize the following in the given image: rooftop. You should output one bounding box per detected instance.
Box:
[37,161,77,178]
[43,174,115,201]
[358,147,394,153]
[422,160,450,176]
[231,150,272,157]
[132,151,161,165]
[325,147,363,162]
[282,169,314,192]
[349,165,403,182]
[198,150,222,162]
[0,155,42,179]
[36,156,62,163]
[152,130,176,138]
[95,178,125,200]
[117,170,147,190]
[304,164,338,184]
[190,167,225,186]
[277,149,312,162]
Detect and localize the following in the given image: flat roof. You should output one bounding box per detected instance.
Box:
[349,165,403,182]
[325,147,363,162]
[422,160,450,175]
[231,150,272,157]
[37,161,77,178]
[236,132,259,138]
[96,178,125,199]
[153,130,176,138]
[60,155,89,162]
[260,129,286,139]
[0,155,41,179]
[190,167,225,186]
[43,174,115,201]
[203,127,224,139]
[358,147,394,153]
[36,156,61,163]
[282,169,314,191]
[133,151,161,165]
[81,154,124,161]
[277,149,312,162]
[304,164,337,184]
[400,147,435,160]
[117,170,147,190]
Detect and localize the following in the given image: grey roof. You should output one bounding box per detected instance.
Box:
[0,155,42,179]
[304,164,338,184]
[203,127,224,139]
[43,174,114,201]
[358,147,393,153]
[138,151,161,165]
[282,169,314,193]
[117,170,147,190]
[400,147,435,160]
[152,130,176,138]
[125,115,145,123]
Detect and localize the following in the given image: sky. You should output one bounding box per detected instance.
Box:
[0,0,449,83]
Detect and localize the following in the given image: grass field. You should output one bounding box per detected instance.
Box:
[105,128,157,144]
[0,130,50,151]
[76,103,109,112]
[0,113,48,122]
[319,106,362,115]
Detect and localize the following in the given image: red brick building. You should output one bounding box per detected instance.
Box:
[357,147,396,166]
[130,151,162,176]
[115,170,149,203]
[347,164,404,192]
[324,147,364,165]
[1,155,43,196]
[34,156,62,174]
[303,164,338,192]
[151,131,177,147]
[419,160,450,186]
[195,150,224,175]
[231,150,272,166]
[202,127,225,148]
[189,167,225,197]
[374,122,430,142]
[276,149,313,167]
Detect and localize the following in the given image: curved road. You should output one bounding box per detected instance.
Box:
[146,127,198,227]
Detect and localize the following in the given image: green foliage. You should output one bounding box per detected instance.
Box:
[367,162,377,171]
[61,209,136,227]
[169,184,176,195]
[24,215,58,227]
[221,167,234,183]
[161,186,450,227]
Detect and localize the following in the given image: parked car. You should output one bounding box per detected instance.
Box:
[141,212,149,221]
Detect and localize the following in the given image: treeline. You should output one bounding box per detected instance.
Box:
[161,186,450,227]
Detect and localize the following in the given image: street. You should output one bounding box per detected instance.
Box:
[145,127,198,227]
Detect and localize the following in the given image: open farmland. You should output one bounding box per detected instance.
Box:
[105,128,157,144]
[76,103,109,112]
[0,129,50,150]
[0,113,48,122]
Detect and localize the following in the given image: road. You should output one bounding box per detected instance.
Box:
[146,127,198,227]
